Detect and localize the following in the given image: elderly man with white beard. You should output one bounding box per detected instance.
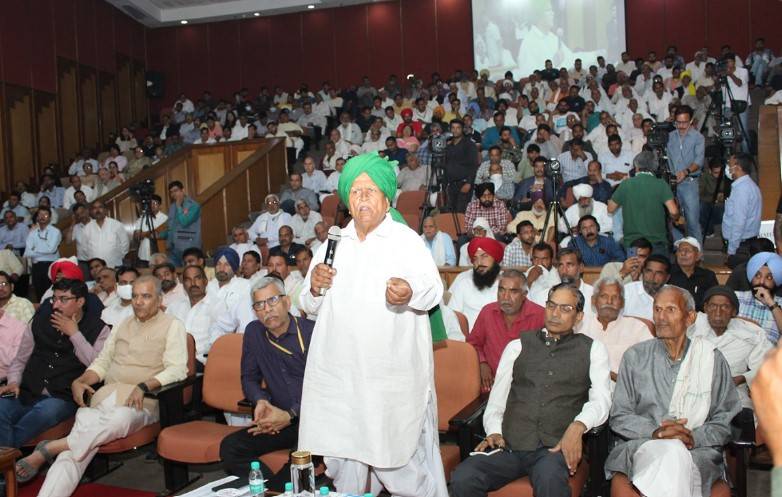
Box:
[559,183,613,237]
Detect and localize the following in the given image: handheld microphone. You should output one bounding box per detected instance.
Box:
[319,226,341,296]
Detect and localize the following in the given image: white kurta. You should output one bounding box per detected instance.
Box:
[298,214,443,468]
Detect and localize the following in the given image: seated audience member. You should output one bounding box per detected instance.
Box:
[289,200,322,247]
[668,237,718,311]
[458,218,496,267]
[241,250,267,284]
[513,157,555,208]
[475,146,516,201]
[605,285,741,497]
[577,277,652,381]
[248,194,293,250]
[561,159,613,204]
[503,221,536,268]
[507,194,554,242]
[267,254,303,299]
[269,226,304,267]
[736,252,782,344]
[0,210,29,254]
[0,307,26,380]
[467,269,545,391]
[450,284,611,497]
[101,267,139,327]
[322,158,345,199]
[153,263,188,308]
[25,207,62,300]
[167,265,215,368]
[16,276,187,494]
[599,135,634,187]
[229,226,255,261]
[219,277,314,490]
[208,248,255,341]
[527,248,594,314]
[567,215,625,266]
[0,279,108,450]
[0,192,32,225]
[279,173,319,215]
[464,183,512,239]
[301,156,328,194]
[421,216,456,267]
[725,238,778,294]
[87,258,106,284]
[449,238,504,330]
[95,267,119,307]
[623,254,672,321]
[0,271,34,323]
[63,175,95,210]
[559,184,613,236]
[396,154,429,192]
[133,194,168,266]
[0,248,24,294]
[689,285,771,437]
[308,222,328,254]
[599,237,652,284]
[39,258,89,304]
[557,139,594,183]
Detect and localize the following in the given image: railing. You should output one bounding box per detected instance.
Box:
[57,138,288,256]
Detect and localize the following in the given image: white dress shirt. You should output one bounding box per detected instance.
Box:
[289,211,322,245]
[623,281,654,321]
[167,295,216,364]
[598,150,635,187]
[247,211,292,249]
[644,91,673,121]
[81,218,129,268]
[207,276,256,344]
[302,170,328,193]
[229,242,256,261]
[578,315,653,375]
[448,269,499,331]
[63,185,96,209]
[101,301,134,327]
[337,123,364,145]
[134,211,168,262]
[560,201,613,235]
[483,335,612,436]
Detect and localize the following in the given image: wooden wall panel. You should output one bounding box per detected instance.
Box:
[99,73,118,145]
[57,59,81,164]
[200,194,227,253]
[0,92,6,191]
[247,164,267,214]
[6,86,35,191]
[224,175,250,233]
[117,56,133,129]
[194,152,227,194]
[79,66,99,152]
[34,92,58,171]
[132,61,147,125]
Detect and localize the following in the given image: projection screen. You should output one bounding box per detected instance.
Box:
[472,0,627,80]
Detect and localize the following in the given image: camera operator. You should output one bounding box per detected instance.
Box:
[722,56,751,153]
[444,119,480,213]
[133,194,168,267]
[666,104,705,241]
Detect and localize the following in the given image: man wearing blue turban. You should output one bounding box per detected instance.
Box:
[297,153,448,496]
[735,251,782,344]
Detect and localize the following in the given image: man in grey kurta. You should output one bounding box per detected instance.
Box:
[605,285,741,496]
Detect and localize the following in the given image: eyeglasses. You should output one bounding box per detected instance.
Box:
[674,120,691,127]
[51,296,79,304]
[266,200,279,205]
[545,300,576,314]
[0,282,10,288]
[252,295,284,311]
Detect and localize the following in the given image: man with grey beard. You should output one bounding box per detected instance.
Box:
[622,254,672,322]
[560,183,613,236]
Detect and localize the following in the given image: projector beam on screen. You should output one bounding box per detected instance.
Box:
[472,0,627,81]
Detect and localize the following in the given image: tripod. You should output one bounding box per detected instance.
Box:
[418,154,463,239]
[539,174,570,245]
[135,200,159,265]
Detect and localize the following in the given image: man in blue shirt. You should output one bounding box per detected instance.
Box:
[481,111,521,150]
[722,153,762,259]
[666,105,705,241]
[0,211,29,255]
[567,215,625,266]
[219,275,314,491]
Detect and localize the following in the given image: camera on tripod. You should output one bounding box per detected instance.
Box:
[130,179,156,208]
[545,158,562,182]
[647,121,674,149]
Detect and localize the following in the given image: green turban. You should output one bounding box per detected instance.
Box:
[336,152,446,343]
[337,152,405,223]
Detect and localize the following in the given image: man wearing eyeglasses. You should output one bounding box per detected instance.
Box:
[219,276,314,492]
[164,180,201,267]
[248,194,293,253]
[450,283,611,497]
[666,104,706,242]
[0,278,108,450]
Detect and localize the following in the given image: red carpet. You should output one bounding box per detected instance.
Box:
[19,477,156,497]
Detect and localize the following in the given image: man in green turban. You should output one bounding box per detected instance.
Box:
[297,152,448,496]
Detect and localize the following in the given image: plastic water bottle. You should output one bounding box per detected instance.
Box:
[249,461,265,496]
[319,488,330,496]
[282,482,294,496]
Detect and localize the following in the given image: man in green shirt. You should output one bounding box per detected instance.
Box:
[608,151,681,256]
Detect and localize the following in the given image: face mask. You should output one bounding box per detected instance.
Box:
[490,173,503,190]
[117,284,133,301]
[724,165,734,181]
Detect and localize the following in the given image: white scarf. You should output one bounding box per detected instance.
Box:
[668,337,715,429]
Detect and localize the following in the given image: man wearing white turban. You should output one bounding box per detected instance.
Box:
[559,183,613,236]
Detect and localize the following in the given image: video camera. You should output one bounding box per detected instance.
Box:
[647,121,674,150]
[545,158,561,180]
[129,178,156,209]
[429,133,448,160]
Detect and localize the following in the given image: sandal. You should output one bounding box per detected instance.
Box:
[16,440,54,484]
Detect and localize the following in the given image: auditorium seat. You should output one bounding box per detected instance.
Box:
[320,194,340,226]
[434,213,465,240]
[23,418,75,447]
[610,472,731,497]
[156,334,247,494]
[453,310,469,338]
[433,340,482,479]
[396,191,426,216]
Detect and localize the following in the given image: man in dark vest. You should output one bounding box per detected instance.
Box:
[450,283,612,497]
[0,278,108,447]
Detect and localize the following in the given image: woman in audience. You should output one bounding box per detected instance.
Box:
[81,162,98,189]
[107,161,126,184]
[115,126,137,153]
[396,124,420,151]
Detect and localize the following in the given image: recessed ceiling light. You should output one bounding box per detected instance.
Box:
[307,4,315,8]
[253,12,260,16]
[180,20,188,24]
